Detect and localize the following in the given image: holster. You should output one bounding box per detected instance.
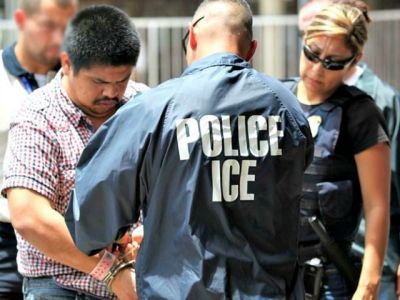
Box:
[304,258,324,300]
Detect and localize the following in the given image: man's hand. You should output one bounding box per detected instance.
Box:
[112,225,143,261]
[110,267,138,300]
[104,225,143,299]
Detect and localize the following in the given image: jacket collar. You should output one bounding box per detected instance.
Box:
[182,53,250,76]
[2,42,28,77]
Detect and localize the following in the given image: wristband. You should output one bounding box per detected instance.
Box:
[90,251,117,281]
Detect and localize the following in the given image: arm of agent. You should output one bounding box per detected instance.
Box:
[352,142,390,300]
[7,188,142,300]
[397,264,400,299]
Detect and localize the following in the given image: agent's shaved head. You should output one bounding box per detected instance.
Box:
[194,0,253,41]
[185,0,256,65]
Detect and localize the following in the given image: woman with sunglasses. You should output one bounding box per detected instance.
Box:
[284,3,390,299]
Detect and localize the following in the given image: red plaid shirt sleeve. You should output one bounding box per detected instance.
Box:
[3,111,59,203]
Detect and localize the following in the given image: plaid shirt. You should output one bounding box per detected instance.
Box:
[1,71,148,299]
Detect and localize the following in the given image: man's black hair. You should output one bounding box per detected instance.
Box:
[62,5,140,74]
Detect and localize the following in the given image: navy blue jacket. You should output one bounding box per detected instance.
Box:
[67,53,313,299]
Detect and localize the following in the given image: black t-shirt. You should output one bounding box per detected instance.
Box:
[300,85,389,159]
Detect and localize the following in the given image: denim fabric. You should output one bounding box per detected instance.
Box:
[0,222,23,299]
[378,272,397,300]
[320,269,397,300]
[23,277,103,300]
[320,263,353,300]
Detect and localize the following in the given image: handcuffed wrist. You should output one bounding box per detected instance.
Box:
[90,250,117,281]
[103,259,136,291]
[90,250,136,292]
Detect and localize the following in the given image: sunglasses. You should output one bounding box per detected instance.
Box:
[302,44,355,71]
[182,16,205,55]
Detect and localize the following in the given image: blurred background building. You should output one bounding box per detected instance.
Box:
[0,0,399,88]
[74,0,400,15]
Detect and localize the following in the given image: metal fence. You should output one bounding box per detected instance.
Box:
[1,9,399,89]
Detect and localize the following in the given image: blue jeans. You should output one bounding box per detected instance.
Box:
[22,277,103,300]
[378,271,397,300]
[320,261,365,300]
[320,263,352,300]
[321,264,397,300]
[0,222,23,299]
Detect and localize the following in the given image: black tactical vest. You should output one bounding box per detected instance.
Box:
[283,79,364,247]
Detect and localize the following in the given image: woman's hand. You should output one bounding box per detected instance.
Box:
[352,282,379,300]
[397,264,400,299]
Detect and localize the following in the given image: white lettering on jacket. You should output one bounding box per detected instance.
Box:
[175,115,283,202]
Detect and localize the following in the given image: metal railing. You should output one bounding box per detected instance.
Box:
[1,9,399,89]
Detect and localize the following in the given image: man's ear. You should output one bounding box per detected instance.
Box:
[188,25,198,52]
[60,52,72,75]
[14,9,26,30]
[245,40,257,62]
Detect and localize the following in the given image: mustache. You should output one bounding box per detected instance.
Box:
[94,97,120,104]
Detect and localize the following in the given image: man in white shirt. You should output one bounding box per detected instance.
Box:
[0,1,77,298]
